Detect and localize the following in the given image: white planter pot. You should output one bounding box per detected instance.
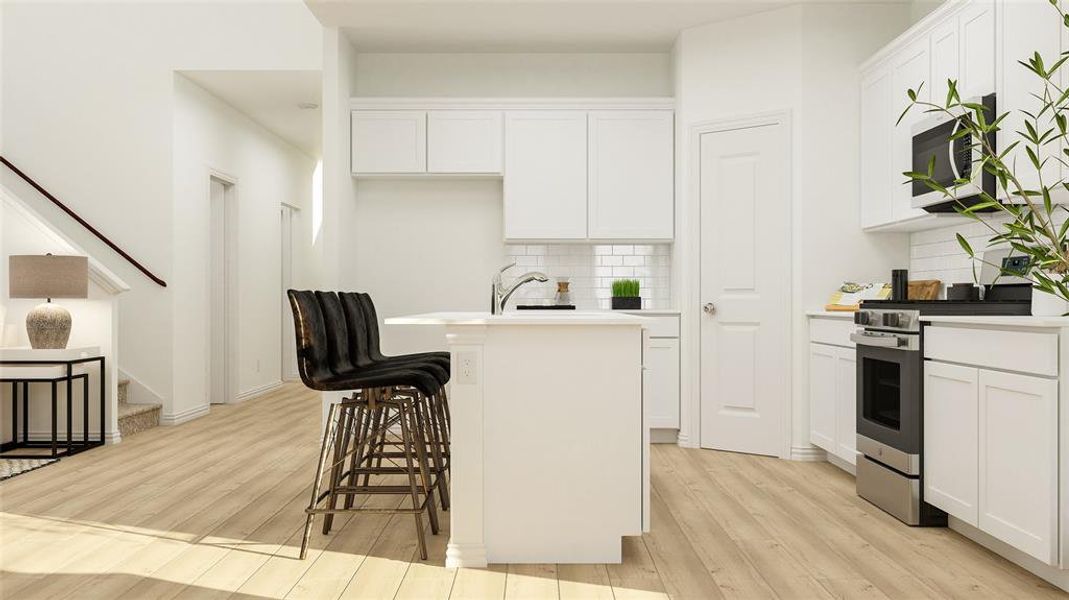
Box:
[1031,289,1069,316]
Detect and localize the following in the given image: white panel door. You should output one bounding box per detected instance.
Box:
[645,337,680,429]
[923,360,979,525]
[834,346,858,465]
[891,38,932,221]
[958,0,995,98]
[860,65,894,228]
[999,0,1061,201]
[978,369,1058,564]
[929,18,959,104]
[504,111,588,240]
[587,110,674,240]
[351,111,427,174]
[427,110,503,174]
[808,344,837,453]
[699,121,790,457]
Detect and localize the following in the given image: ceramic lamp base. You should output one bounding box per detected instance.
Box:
[26,302,72,349]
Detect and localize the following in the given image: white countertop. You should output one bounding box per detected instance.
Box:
[806,310,856,319]
[922,315,1069,328]
[386,311,649,326]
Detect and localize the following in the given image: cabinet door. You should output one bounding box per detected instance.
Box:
[645,337,680,429]
[587,111,674,240]
[999,0,1061,201]
[860,64,894,228]
[978,369,1058,564]
[808,343,837,452]
[427,110,503,174]
[930,18,959,104]
[834,347,858,465]
[504,111,588,240]
[891,38,932,222]
[958,0,995,99]
[351,111,426,174]
[924,360,979,525]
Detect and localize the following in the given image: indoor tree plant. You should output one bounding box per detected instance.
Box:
[611,279,641,310]
[900,0,1069,315]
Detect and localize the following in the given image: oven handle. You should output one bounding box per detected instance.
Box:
[850,332,905,348]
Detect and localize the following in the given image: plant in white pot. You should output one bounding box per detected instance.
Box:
[899,0,1069,316]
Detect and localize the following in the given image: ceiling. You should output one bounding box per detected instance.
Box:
[181,70,322,157]
[304,0,801,52]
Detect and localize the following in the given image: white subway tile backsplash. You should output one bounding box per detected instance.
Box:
[503,243,673,309]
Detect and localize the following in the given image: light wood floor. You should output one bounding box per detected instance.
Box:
[1,383,1064,599]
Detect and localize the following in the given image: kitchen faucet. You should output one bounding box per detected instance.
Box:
[491,263,549,314]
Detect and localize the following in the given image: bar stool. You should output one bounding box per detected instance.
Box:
[289,290,441,560]
[343,292,451,506]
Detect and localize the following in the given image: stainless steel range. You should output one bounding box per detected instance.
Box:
[853,274,1032,526]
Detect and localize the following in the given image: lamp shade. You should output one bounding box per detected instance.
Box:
[8,255,89,299]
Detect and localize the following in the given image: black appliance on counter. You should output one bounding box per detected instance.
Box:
[852,276,1031,526]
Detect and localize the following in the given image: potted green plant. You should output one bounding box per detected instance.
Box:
[899,0,1069,316]
[611,279,641,310]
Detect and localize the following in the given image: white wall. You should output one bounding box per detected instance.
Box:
[171,75,316,420]
[674,3,913,452]
[1,1,321,421]
[352,53,673,97]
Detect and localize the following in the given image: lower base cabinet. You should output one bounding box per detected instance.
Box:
[924,360,1058,564]
[808,342,857,466]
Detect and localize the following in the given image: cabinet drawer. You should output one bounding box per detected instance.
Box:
[924,326,1058,377]
[634,315,679,338]
[809,317,855,347]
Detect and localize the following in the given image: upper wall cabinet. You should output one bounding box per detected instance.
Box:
[504,110,589,240]
[427,110,503,174]
[351,111,427,174]
[858,0,1000,231]
[587,111,674,240]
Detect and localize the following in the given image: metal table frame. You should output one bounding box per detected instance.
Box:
[1,355,106,458]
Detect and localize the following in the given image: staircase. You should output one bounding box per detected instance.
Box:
[117,379,161,438]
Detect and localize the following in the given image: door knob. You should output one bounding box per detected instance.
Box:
[703,303,716,315]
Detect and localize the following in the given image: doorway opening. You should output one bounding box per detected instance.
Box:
[209,174,239,405]
[280,204,299,381]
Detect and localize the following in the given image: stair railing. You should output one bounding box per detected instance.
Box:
[1,155,167,287]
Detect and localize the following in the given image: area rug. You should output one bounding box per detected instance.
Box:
[0,458,59,481]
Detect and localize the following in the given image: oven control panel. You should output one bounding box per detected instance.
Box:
[854,309,921,333]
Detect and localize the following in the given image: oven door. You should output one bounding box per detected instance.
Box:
[855,338,922,457]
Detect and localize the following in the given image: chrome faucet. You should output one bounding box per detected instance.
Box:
[491,262,549,314]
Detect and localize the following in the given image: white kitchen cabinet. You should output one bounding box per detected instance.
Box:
[807,316,857,468]
[891,37,931,223]
[958,0,995,98]
[504,111,588,240]
[860,64,894,229]
[924,360,979,526]
[998,0,1062,201]
[427,110,503,174]
[978,368,1058,564]
[645,337,680,429]
[809,343,838,452]
[929,18,959,103]
[587,111,674,240]
[351,111,427,174]
[834,347,857,462]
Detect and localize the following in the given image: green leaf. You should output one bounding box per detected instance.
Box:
[956,233,975,257]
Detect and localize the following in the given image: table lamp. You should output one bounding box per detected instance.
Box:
[8,254,89,349]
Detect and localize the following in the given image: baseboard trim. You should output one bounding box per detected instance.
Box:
[825,452,856,475]
[949,517,1069,592]
[161,404,210,426]
[234,381,282,403]
[650,428,679,444]
[790,445,827,462]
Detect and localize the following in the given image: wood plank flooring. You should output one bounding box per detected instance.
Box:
[0,383,1063,599]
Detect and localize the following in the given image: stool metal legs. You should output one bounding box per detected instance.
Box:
[299,387,449,561]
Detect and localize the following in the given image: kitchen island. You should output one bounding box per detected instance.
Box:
[384,311,649,567]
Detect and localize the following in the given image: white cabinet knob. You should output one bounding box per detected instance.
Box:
[703,303,716,315]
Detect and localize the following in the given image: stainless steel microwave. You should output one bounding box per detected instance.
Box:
[910,93,997,213]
